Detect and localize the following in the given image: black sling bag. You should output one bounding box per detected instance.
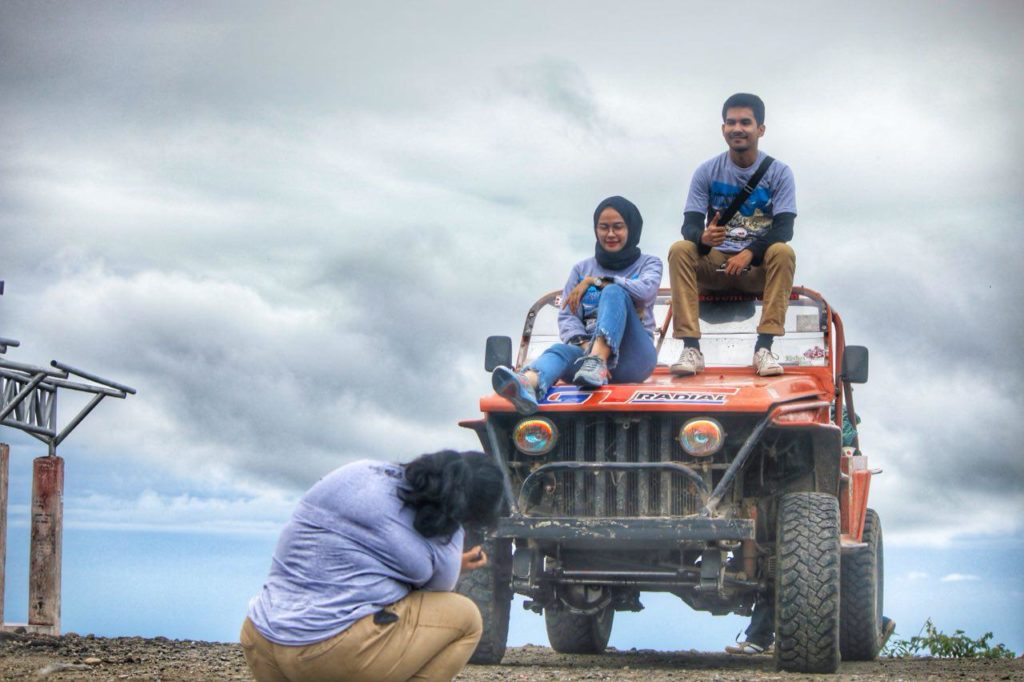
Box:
[707,155,775,226]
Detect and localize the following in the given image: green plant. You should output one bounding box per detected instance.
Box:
[882,618,1016,659]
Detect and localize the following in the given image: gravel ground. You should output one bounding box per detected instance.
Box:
[1,632,1021,681]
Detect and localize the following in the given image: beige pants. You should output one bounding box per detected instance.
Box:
[240,591,483,682]
[667,240,796,339]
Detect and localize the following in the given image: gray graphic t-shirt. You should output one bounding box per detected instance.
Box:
[684,151,797,253]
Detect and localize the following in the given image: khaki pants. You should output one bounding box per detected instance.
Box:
[667,240,796,339]
[240,591,483,682]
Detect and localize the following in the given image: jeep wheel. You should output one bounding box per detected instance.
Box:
[456,534,512,664]
[774,492,841,673]
[545,605,614,654]
[840,508,884,660]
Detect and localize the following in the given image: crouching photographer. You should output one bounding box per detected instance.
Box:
[240,450,504,682]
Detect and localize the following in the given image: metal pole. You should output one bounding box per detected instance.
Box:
[54,393,105,448]
[0,373,48,422]
[28,455,63,634]
[0,443,8,626]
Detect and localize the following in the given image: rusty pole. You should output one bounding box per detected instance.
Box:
[28,455,63,632]
[0,443,8,626]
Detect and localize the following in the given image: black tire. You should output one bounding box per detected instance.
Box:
[455,534,512,665]
[544,606,614,654]
[774,492,841,673]
[840,508,884,660]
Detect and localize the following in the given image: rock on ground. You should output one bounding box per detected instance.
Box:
[0,632,1021,681]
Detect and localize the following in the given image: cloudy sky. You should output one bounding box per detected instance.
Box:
[2,0,1022,653]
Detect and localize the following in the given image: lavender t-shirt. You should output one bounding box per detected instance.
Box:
[247,460,464,645]
[557,253,663,342]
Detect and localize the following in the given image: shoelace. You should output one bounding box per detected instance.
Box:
[515,373,539,399]
[755,350,781,373]
[676,348,701,364]
[580,356,604,374]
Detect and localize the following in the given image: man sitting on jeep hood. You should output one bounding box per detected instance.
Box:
[668,92,797,380]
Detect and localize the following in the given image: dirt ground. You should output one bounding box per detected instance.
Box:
[1,632,1021,681]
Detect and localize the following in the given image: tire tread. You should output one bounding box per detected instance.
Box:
[545,608,613,654]
[774,492,841,674]
[455,537,512,665]
[840,508,883,660]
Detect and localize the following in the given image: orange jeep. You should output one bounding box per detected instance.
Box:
[457,287,886,673]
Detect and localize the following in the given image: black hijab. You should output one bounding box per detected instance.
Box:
[593,196,643,270]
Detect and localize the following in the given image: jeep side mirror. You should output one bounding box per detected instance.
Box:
[842,345,869,384]
[484,336,513,372]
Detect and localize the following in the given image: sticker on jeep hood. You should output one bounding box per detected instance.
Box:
[629,388,737,404]
[542,387,609,405]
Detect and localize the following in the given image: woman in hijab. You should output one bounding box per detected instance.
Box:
[491,196,662,414]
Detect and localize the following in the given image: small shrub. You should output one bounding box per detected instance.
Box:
[882,618,1015,659]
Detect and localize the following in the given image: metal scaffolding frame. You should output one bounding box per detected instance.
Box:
[1,280,136,635]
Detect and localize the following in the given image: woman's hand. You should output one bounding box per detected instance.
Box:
[562,277,597,314]
[461,546,488,571]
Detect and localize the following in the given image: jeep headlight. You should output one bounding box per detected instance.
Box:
[678,418,724,457]
[512,417,558,456]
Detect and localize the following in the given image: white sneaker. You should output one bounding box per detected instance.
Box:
[753,348,783,376]
[725,640,768,655]
[671,347,705,376]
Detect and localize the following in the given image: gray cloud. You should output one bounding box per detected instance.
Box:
[499,59,605,131]
[1,1,1023,544]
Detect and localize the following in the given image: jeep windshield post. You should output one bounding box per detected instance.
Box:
[457,286,886,673]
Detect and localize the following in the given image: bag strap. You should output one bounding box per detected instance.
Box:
[711,155,774,226]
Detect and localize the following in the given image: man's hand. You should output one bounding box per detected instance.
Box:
[701,212,727,247]
[461,546,488,571]
[723,249,753,276]
[562,277,598,314]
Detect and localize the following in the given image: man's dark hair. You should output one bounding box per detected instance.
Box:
[722,93,765,126]
[400,450,505,539]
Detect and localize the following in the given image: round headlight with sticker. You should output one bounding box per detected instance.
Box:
[678,418,724,457]
[512,417,558,456]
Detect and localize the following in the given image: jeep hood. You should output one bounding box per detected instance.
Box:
[480,368,832,414]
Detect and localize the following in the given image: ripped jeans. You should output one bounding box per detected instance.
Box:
[525,284,657,395]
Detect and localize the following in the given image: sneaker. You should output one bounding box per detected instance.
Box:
[573,355,610,388]
[752,348,783,376]
[724,640,768,655]
[670,347,705,376]
[491,366,539,415]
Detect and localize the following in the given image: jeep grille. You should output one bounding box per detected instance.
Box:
[506,414,752,519]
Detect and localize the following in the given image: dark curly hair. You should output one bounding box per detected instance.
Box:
[399,450,505,539]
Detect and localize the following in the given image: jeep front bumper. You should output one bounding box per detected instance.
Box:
[495,516,754,547]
